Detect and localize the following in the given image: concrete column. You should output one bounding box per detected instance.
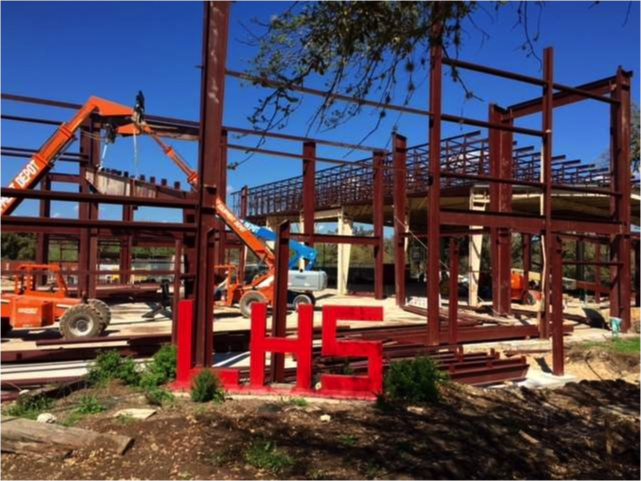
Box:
[336,210,353,295]
[468,187,488,306]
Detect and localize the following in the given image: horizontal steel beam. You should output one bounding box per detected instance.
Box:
[291,233,380,245]
[1,187,197,208]
[3,216,196,233]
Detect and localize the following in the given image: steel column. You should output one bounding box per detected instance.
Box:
[302,141,316,248]
[595,243,602,303]
[373,150,385,300]
[635,240,640,308]
[488,104,512,315]
[78,120,100,299]
[238,186,249,284]
[609,68,632,332]
[270,220,290,383]
[392,134,408,306]
[119,204,134,284]
[448,239,459,345]
[215,129,229,268]
[540,47,554,339]
[36,175,51,285]
[426,37,443,346]
[498,112,514,315]
[576,240,585,299]
[523,233,532,288]
[551,234,564,375]
[172,239,183,344]
[191,1,230,368]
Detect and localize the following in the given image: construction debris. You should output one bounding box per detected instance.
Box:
[113,408,156,420]
[1,415,133,455]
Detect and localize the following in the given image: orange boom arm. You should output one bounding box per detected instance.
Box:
[1,97,135,216]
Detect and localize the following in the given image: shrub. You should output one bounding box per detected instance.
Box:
[190,369,224,403]
[87,351,141,387]
[75,395,105,415]
[384,356,448,404]
[117,357,142,386]
[139,345,177,390]
[145,386,175,406]
[3,395,54,420]
[244,439,294,474]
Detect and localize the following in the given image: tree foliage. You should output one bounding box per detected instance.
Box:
[244,0,633,146]
[1,233,36,261]
[632,102,640,171]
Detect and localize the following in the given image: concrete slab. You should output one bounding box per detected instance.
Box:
[515,372,579,390]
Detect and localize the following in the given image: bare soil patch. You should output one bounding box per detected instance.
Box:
[1,379,639,480]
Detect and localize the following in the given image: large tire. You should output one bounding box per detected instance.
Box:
[1,318,13,336]
[88,299,111,327]
[59,304,103,339]
[239,291,267,318]
[292,293,314,312]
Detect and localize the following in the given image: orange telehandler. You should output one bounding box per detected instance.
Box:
[1,96,147,336]
[141,131,325,316]
[1,265,110,338]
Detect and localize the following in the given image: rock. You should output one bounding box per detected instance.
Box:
[320,414,331,423]
[518,430,540,445]
[113,409,157,420]
[407,406,425,415]
[36,413,57,424]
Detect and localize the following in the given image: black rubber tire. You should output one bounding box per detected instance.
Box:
[522,290,537,306]
[1,318,13,335]
[239,291,267,318]
[59,304,103,339]
[292,293,314,312]
[88,299,111,327]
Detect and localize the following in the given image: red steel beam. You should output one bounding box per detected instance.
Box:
[540,47,555,340]
[36,175,51,286]
[290,233,379,245]
[238,186,249,285]
[78,119,100,299]
[551,234,564,375]
[393,133,408,307]
[508,74,618,118]
[609,68,633,332]
[270,220,290,382]
[426,30,443,346]
[373,151,385,300]
[302,141,316,248]
[191,1,230,368]
[448,239,459,345]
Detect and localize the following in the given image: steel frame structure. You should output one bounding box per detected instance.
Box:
[1,2,636,381]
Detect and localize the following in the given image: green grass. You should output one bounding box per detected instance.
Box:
[60,411,84,427]
[279,397,309,408]
[145,386,175,406]
[207,447,236,467]
[244,439,295,474]
[75,395,105,415]
[577,336,640,354]
[338,434,358,446]
[115,414,137,425]
[2,395,54,420]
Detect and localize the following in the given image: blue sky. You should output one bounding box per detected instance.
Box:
[1,1,639,222]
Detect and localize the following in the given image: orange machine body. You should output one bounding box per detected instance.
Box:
[510,271,542,305]
[0,264,81,328]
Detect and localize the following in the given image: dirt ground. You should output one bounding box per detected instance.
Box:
[2,372,639,480]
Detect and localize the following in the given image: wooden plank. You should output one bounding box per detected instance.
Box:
[1,438,72,460]
[1,415,133,455]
